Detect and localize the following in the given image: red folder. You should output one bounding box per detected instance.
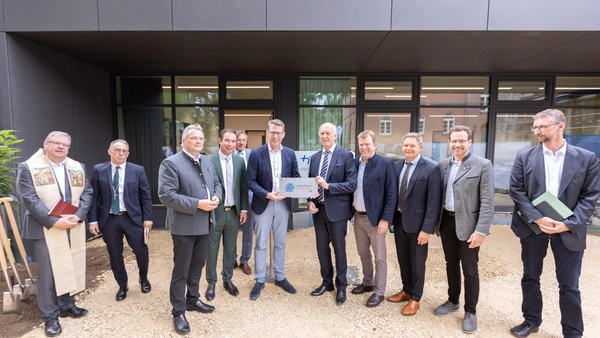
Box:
[48,199,78,217]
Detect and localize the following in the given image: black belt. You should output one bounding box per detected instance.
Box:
[111,211,127,216]
[224,205,236,212]
[356,211,367,216]
[444,209,455,217]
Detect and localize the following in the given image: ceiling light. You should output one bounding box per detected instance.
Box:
[365,87,395,90]
[556,87,600,90]
[384,95,411,98]
[498,87,512,90]
[178,86,218,89]
[227,86,270,89]
[422,87,485,90]
[225,113,273,117]
[429,115,480,118]
[365,114,410,118]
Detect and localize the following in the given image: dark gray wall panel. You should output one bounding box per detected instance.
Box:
[392,0,488,30]
[279,75,298,150]
[173,0,266,30]
[489,0,600,30]
[0,34,11,130]
[99,0,172,31]
[267,0,391,30]
[4,0,98,31]
[0,0,5,31]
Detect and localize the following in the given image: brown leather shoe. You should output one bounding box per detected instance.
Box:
[387,290,411,303]
[240,263,252,275]
[402,300,420,316]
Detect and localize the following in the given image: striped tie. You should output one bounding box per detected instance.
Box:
[317,150,330,203]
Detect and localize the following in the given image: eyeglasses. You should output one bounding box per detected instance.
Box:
[268,131,284,136]
[449,139,469,145]
[47,140,71,148]
[111,149,129,154]
[531,123,559,132]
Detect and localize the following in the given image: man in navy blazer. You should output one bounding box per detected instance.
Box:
[307,123,357,305]
[246,119,300,301]
[389,133,442,316]
[509,109,600,338]
[89,139,153,301]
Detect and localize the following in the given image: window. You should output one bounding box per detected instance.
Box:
[418,113,426,134]
[226,80,273,100]
[364,81,412,101]
[443,113,455,134]
[555,77,600,106]
[380,116,392,135]
[421,76,489,106]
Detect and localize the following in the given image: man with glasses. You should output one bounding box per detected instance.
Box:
[509,109,600,338]
[233,130,254,275]
[246,119,300,301]
[17,131,93,337]
[88,140,153,302]
[434,125,494,334]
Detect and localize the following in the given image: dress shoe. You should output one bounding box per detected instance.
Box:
[233,260,239,269]
[336,289,346,305]
[140,278,151,293]
[311,283,335,296]
[240,263,252,275]
[205,283,215,301]
[274,278,297,294]
[250,282,265,301]
[223,281,240,296]
[434,300,460,316]
[366,293,385,308]
[462,312,477,334]
[44,318,62,337]
[351,284,375,295]
[186,299,215,313]
[173,314,190,335]
[402,300,420,316]
[510,321,540,337]
[59,306,88,318]
[115,286,128,301]
[387,290,411,303]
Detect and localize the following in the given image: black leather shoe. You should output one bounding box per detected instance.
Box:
[223,281,240,296]
[59,306,88,318]
[274,278,297,294]
[336,289,347,305]
[186,299,215,313]
[250,282,265,301]
[366,293,385,308]
[115,286,128,301]
[140,278,151,293]
[205,283,215,301]
[44,318,62,337]
[311,283,335,296]
[510,321,540,337]
[351,284,375,294]
[173,314,190,335]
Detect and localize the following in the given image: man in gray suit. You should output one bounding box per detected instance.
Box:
[17,131,93,337]
[233,130,253,275]
[158,124,222,335]
[434,125,494,334]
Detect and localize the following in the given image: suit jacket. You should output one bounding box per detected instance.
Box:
[437,154,495,241]
[353,154,397,227]
[16,162,93,240]
[89,162,153,229]
[394,157,442,234]
[209,153,249,224]
[307,146,357,222]
[236,148,253,203]
[158,151,223,236]
[509,144,600,251]
[246,143,300,215]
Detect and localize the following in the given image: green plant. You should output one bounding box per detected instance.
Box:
[0,130,24,197]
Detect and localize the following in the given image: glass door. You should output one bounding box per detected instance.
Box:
[360,109,414,162]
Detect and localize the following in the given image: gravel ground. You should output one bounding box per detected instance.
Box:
[20,225,600,338]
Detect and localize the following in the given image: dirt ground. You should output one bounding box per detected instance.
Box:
[3,225,600,338]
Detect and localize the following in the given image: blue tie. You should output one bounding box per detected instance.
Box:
[318,150,330,202]
[111,166,120,215]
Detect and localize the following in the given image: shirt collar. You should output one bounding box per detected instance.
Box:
[111,162,127,170]
[322,144,336,154]
[46,156,65,168]
[182,148,201,162]
[542,141,567,156]
[219,150,232,160]
[359,152,375,164]
[451,152,471,164]
[406,154,421,165]
[268,143,281,154]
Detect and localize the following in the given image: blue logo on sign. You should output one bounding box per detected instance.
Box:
[285,183,295,192]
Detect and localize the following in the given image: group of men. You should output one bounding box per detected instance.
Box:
[15,108,600,338]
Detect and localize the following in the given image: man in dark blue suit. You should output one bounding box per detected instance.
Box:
[509,109,600,338]
[351,130,397,308]
[246,119,301,301]
[388,133,442,316]
[233,130,253,275]
[307,123,357,305]
[89,139,153,301]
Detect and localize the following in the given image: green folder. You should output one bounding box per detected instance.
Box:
[532,191,574,220]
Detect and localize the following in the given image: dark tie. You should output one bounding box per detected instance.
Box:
[398,162,412,211]
[111,166,120,215]
[317,150,330,202]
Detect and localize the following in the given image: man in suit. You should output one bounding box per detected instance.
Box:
[158,124,222,335]
[17,131,92,337]
[205,128,248,300]
[246,119,301,301]
[509,109,600,338]
[434,125,494,334]
[234,130,253,275]
[389,133,442,316]
[88,139,153,301]
[351,130,397,308]
[307,122,357,305]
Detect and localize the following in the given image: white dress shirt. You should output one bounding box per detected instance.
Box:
[268,143,283,192]
[542,142,567,198]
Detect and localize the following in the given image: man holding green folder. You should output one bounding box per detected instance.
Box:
[509,109,600,338]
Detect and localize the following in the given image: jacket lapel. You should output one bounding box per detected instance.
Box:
[531,145,545,191]
[405,158,423,196]
[453,161,471,183]
[326,148,339,181]
[557,145,582,198]
[261,146,273,184]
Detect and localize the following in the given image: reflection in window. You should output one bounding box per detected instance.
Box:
[299,108,356,151]
[497,81,546,101]
[226,80,273,100]
[421,76,489,106]
[175,107,220,154]
[380,116,392,135]
[419,113,426,134]
[443,114,455,134]
[116,76,171,105]
[175,76,218,105]
[364,113,411,162]
[364,81,412,101]
[300,77,356,106]
[555,77,600,106]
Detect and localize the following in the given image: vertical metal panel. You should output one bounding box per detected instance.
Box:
[98,0,172,31]
[173,0,266,30]
[0,33,11,130]
[4,0,99,31]
[392,0,488,30]
[279,75,298,150]
[0,0,5,32]
[267,0,392,30]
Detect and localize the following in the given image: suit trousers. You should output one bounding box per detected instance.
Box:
[170,234,209,316]
[314,203,348,289]
[520,232,584,337]
[34,239,76,321]
[237,207,254,264]
[393,211,428,302]
[354,213,387,296]
[439,210,480,314]
[206,208,240,284]
[102,213,149,287]
[254,200,288,283]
